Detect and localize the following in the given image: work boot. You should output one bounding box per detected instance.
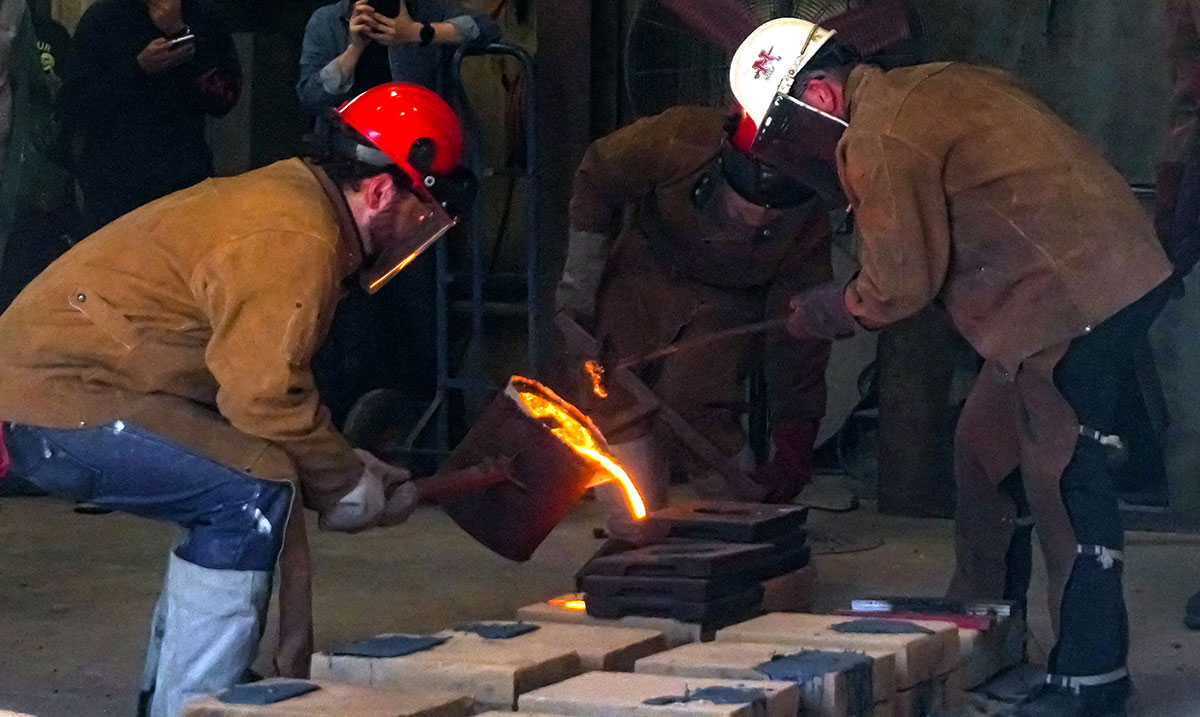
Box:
[1185,590,1200,629]
[1015,677,1130,717]
[147,553,271,717]
[597,436,667,541]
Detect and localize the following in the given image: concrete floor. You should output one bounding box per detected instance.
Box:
[3,493,1200,716]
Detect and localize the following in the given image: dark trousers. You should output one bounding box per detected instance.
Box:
[1004,285,1167,677]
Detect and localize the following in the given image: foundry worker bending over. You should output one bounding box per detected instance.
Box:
[730,20,1171,716]
[0,83,471,717]
[556,106,833,515]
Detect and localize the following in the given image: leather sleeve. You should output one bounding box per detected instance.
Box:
[193,231,362,511]
[569,110,691,234]
[840,132,951,329]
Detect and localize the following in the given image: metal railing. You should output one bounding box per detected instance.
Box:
[405,42,542,454]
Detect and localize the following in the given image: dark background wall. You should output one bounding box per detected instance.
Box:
[915,0,1169,183]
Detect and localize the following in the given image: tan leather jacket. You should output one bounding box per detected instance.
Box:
[0,158,364,510]
[839,63,1172,373]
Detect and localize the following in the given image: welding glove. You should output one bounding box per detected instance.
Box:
[319,448,411,532]
[786,280,861,340]
[752,420,819,504]
[555,228,612,326]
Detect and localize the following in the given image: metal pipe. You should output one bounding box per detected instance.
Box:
[615,318,786,371]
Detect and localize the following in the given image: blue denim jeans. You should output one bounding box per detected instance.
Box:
[3,421,292,571]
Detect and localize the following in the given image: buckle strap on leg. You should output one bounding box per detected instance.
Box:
[1079,424,1124,448]
[1045,667,1129,694]
[1078,543,1124,569]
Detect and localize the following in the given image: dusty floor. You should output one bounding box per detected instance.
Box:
[2,493,1200,716]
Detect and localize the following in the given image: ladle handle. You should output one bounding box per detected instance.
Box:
[403,457,515,503]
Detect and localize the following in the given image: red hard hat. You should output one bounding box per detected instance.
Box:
[333,82,465,190]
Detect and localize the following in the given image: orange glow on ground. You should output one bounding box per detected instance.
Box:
[513,379,646,520]
[549,597,588,611]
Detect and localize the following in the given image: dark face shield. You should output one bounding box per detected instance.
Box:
[752,92,849,205]
[719,142,815,209]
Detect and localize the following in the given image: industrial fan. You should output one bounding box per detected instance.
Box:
[624,0,927,118]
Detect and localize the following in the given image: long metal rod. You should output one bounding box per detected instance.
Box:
[615,318,786,371]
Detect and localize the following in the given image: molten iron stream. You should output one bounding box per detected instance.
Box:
[516,389,646,519]
[584,359,608,398]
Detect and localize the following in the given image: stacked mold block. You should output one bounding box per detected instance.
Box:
[575,501,815,629]
[837,597,1025,690]
[308,619,671,710]
[181,678,474,716]
[185,608,1014,716]
[180,506,1032,715]
[712,613,964,716]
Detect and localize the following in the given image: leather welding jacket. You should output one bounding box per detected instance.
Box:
[569,106,832,451]
[836,62,1172,616]
[0,158,364,511]
[839,63,1171,373]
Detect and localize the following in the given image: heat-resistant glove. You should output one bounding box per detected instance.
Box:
[555,228,611,327]
[319,448,411,532]
[786,280,860,340]
[752,420,819,504]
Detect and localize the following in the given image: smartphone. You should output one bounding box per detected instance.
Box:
[165,33,195,48]
[368,0,401,16]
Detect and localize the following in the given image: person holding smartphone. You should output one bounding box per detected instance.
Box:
[298,0,500,154]
[61,0,241,232]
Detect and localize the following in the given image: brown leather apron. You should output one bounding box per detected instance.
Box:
[947,343,1079,631]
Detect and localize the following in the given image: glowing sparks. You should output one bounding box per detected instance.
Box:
[584,359,608,398]
[512,378,646,520]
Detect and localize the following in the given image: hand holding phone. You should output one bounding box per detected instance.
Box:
[165,33,195,49]
[138,34,195,74]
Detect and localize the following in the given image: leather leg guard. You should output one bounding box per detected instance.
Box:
[149,554,272,717]
[1049,436,1128,678]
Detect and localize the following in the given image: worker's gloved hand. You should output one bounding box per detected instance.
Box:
[555,228,611,328]
[380,481,420,527]
[752,420,819,504]
[354,448,418,528]
[319,449,411,532]
[786,281,860,340]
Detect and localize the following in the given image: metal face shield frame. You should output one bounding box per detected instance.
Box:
[360,188,457,294]
[751,92,850,205]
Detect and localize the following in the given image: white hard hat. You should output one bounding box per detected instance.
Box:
[729,18,837,131]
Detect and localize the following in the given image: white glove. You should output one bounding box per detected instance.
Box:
[319,449,411,532]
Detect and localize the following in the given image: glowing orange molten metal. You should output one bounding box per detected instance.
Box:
[549,596,588,611]
[511,378,645,519]
[584,360,608,398]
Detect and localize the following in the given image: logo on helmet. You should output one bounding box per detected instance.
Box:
[752,47,781,80]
